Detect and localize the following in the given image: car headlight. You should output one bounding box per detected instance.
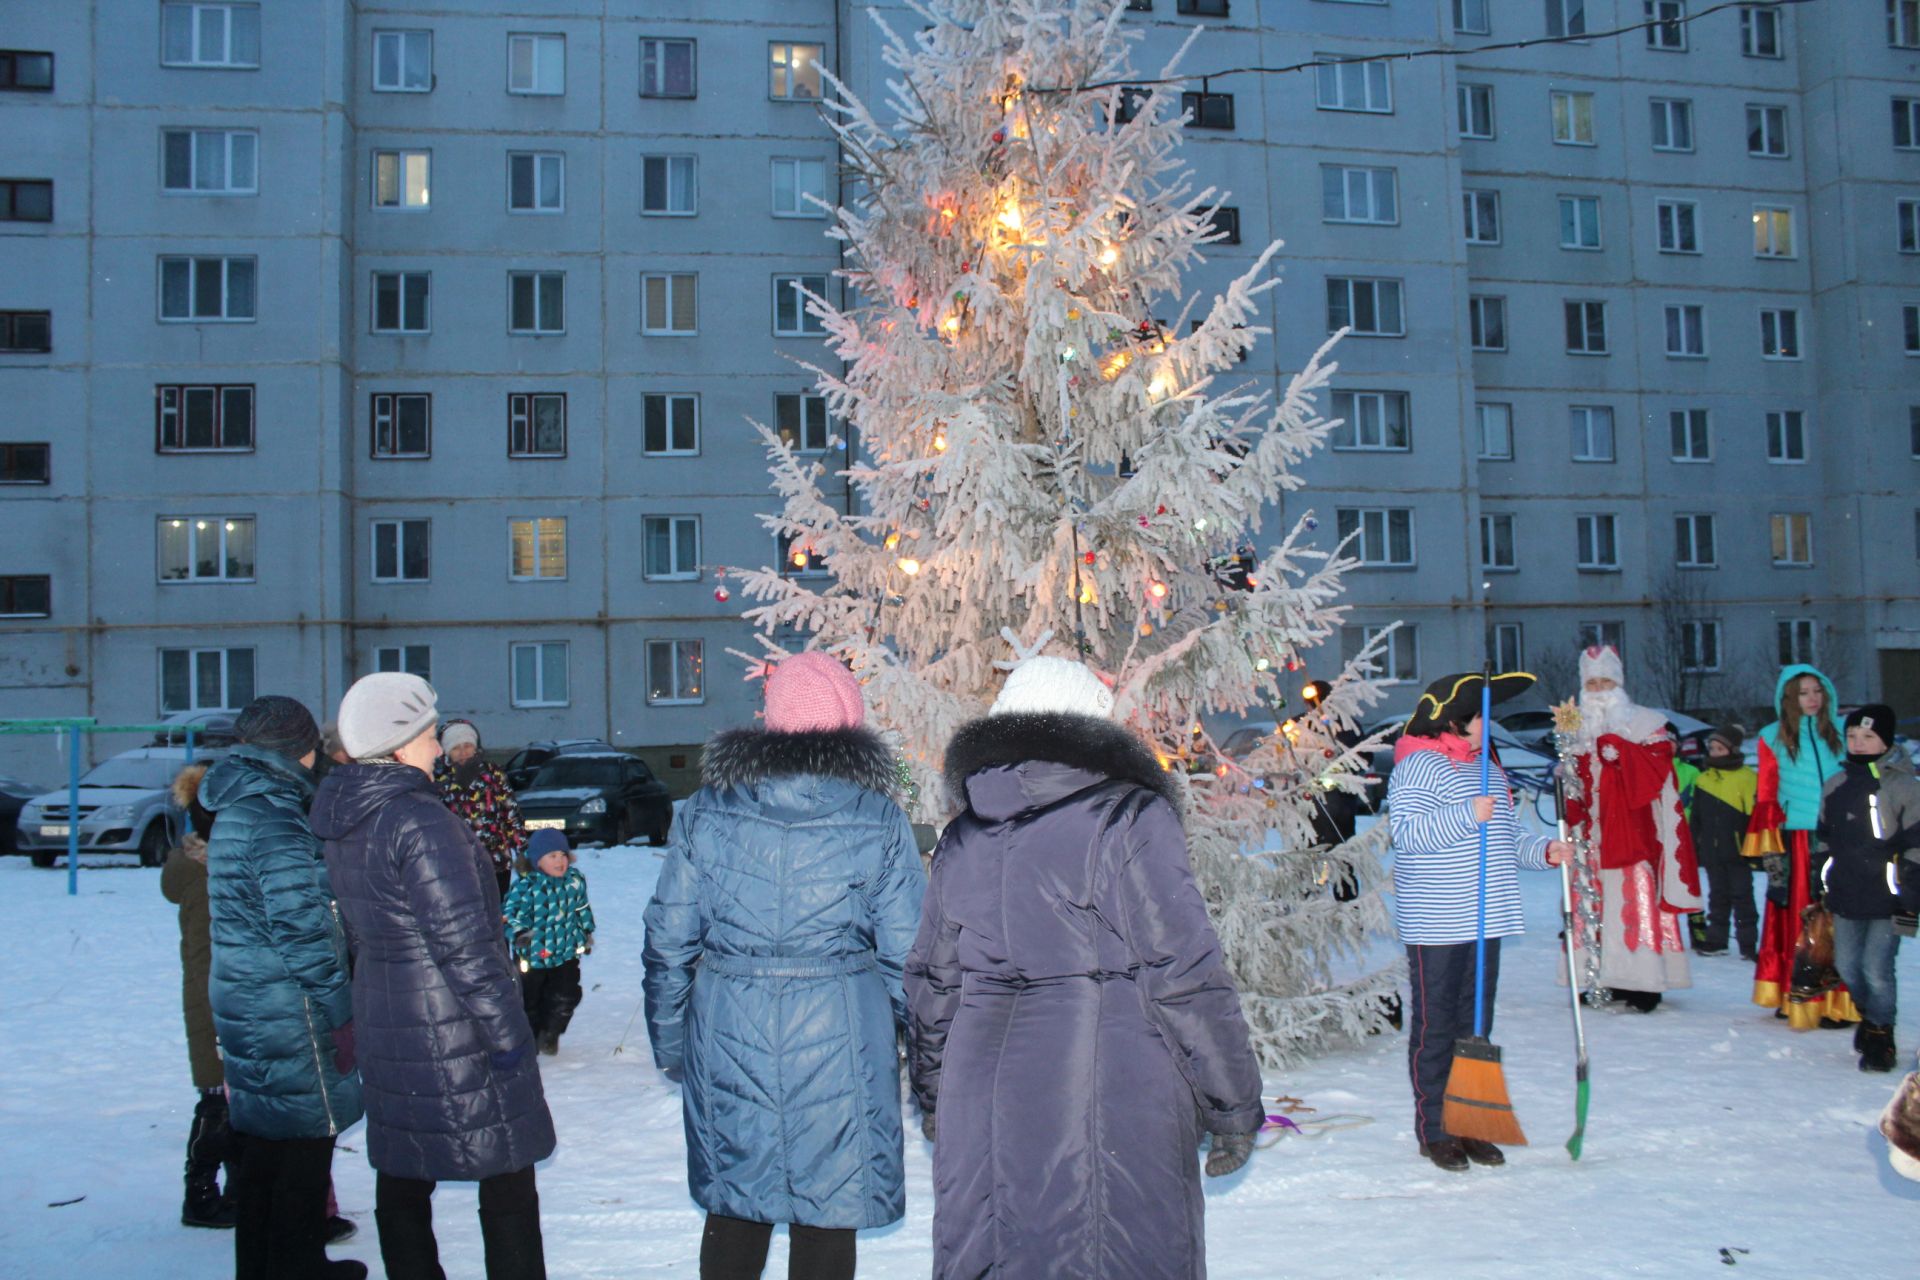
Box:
[578,798,607,816]
[94,804,137,824]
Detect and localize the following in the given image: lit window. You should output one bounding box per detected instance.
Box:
[769,42,822,101]
[1753,205,1795,257]
[508,518,568,581]
[646,639,704,705]
[372,149,429,210]
[1769,513,1813,566]
[642,273,697,335]
[1552,91,1595,145]
[158,515,255,582]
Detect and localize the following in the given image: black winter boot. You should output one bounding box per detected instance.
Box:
[1860,1024,1899,1073]
[478,1207,547,1280]
[376,1206,447,1280]
[1418,1137,1470,1172]
[182,1091,236,1228]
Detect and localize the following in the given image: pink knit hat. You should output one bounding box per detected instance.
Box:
[763,651,864,733]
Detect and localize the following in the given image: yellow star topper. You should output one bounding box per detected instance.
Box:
[1551,698,1583,738]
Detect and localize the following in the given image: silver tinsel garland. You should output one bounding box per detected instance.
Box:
[1551,730,1608,1003]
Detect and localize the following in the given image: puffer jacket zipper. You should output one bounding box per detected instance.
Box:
[301,994,339,1137]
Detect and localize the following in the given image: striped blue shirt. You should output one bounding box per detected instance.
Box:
[1387,750,1553,946]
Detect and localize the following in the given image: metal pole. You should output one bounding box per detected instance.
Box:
[185,726,196,765]
[66,725,81,897]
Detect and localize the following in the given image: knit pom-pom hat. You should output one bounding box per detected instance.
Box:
[763,651,864,733]
[988,656,1115,721]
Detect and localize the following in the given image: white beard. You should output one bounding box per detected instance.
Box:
[1577,688,1665,746]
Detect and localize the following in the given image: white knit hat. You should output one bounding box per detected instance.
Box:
[988,656,1115,720]
[337,672,440,761]
[440,721,481,755]
[1579,644,1625,686]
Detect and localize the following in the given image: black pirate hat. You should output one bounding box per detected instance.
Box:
[1403,670,1535,736]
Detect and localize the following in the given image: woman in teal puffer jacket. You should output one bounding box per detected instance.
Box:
[205,696,364,1280]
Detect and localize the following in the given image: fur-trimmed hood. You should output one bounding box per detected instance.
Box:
[702,725,898,798]
[943,711,1185,822]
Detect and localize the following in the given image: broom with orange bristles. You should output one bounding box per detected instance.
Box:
[1441,665,1529,1148]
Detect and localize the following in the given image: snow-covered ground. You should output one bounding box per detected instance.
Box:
[3,839,1914,1279]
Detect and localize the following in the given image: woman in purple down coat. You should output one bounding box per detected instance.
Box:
[907,656,1265,1280]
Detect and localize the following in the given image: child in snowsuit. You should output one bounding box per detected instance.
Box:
[1815,705,1920,1072]
[1689,727,1760,959]
[502,828,596,1056]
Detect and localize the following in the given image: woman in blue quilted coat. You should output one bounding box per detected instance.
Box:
[204,695,364,1280]
[313,673,554,1280]
[643,652,926,1280]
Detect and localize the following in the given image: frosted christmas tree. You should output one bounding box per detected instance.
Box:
[729,0,1402,1063]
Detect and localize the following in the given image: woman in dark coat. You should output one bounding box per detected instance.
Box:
[644,651,926,1280]
[907,656,1265,1280]
[312,673,555,1280]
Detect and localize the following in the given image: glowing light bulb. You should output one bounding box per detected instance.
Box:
[998,203,1024,232]
[1099,245,1119,267]
[1255,657,1271,672]
[884,532,901,550]
[1147,580,1168,600]
[896,558,921,576]
[790,550,809,569]
[1193,517,1208,531]
[933,429,948,452]
[1079,583,1095,605]
[1148,373,1172,399]
[941,315,961,335]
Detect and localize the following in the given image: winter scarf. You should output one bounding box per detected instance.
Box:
[1394,732,1476,765]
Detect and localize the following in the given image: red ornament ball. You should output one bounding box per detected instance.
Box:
[961,262,972,273]
[1083,550,1096,565]
[1156,505,1167,515]
[714,586,730,603]
[992,129,1005,144]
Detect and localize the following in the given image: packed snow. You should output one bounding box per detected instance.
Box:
[3,831,1913,1279]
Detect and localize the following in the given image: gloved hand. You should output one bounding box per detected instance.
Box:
[1204,1131,1254,1178]
[920,1110,936,1143]
[583,933,594,955]
[329,1022,356,1076]
[513,930,533,952]
[490,1043,530,1074]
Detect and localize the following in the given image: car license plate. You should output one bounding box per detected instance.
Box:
[525,818,565,831]
[40,825,70,838]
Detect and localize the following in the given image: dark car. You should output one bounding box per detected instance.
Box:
[502,738,616,791]
[0,775,52,856]
[514,752,673,847]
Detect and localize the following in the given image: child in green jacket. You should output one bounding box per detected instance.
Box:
[502,829,596,1056]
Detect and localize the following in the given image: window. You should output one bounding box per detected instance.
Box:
[1747,104,1789,157]
[509,518,568,581]
[1753,205,1794,258]
[509,272,565,335]
[1315,55,1392,114]
[1564,301,1608,355]
[1480,514,1516,570]
[373,30,431,92]
[0,50,54,91]
[508,152,563,213]
[1913,406,1920,455]
[1646,0,1687,50]
[1469,296,1507,352]
[1656,199,1700,253]
[1669,408,1711,461]
[642,516,700,581]
[374,645,432,681]
[1326,278,1404,336]
[1576,514,1619,571]
[1649,98,1694,151]
[1126,0,1154,9]
[371,271,429,333]
[1578,621,1625,657]
[1491,623,1525,673]
[646,639,704,705]
[1777,618,1817,665]
[1112,86,1151,125]
[511,642,569,707]
[161,4,260,68]
[778,533,829,577]
[1182,90,1234,130]
[163,130,256,195]
[1340,623,1418,683]
[1760,308,1801,360]
[160,647,253,714]
[769,42,822,101]
[643,393,699,455]
[1770,513,1813,565]
[1894,0,1920,47]
[1477,403,1514,459]
[371,393,430,458]
[1463,189,1501,244]
[1908,305,1920,355]
[371,519,430,582]
[1898,199,1920,254]
[1766,410,1806,463]
[1664,303,1707,358]
[772,157,826,218]
[1458,83,1495,139]
[0,312,51,353]
[509,393,566,457]
[158,515,255,582]
[1321,165,1398,224]
[1740,5,1783,57]
[1557,195,1601,250]
[1547,0,1588,38]
[1675,513,1717,568]
[1178,0,1231,15]
[0,442,50,484]
[773,274,828,337]
[159,257,254,322]
[642,273,697,334]
[1336,508,1415,568]
[508,33,564,95]
[1681,621,1722,672]
[372,149,429,210]
[0,574,49,618]
[1204,206,1241,244]
[776,393,831,452]
[642,155,697,216]
[1570,405,1616,461]
[640,38,695,98]
[1454,0,1491,34]
[156,385,254,452]
[1552,91,1595,146]
[1898,99,1920,150]
[0,179,51,222]
[1329,391,1410,451]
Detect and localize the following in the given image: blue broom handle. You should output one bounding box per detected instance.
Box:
[1473,673,1493,1038]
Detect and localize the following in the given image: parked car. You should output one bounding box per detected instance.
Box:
[0,775,52,856]
[149,710,241,750]
[1365,718,1556,809]
[502,738,616,791]
[11,746,225,868]
[513,751,673,847]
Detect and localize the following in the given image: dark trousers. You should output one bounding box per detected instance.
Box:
[699,1214,856,1280]
[1699,858,1759,955]
[1406,938,1501,1145]
[375,1166,544,1280]
[521,960,584,1041]
[232,1133,337,1280]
